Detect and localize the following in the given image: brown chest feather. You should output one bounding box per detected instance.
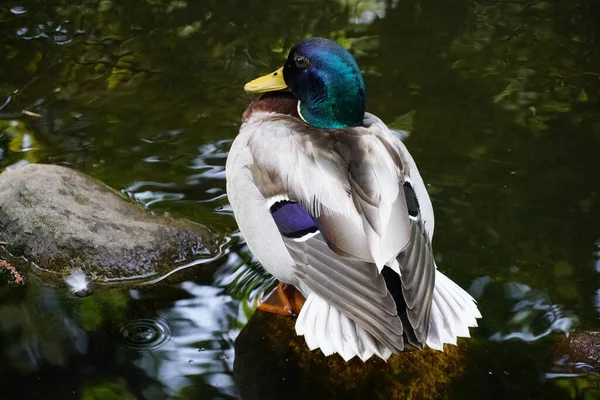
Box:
[243,92,300,123]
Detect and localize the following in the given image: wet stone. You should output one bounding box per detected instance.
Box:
[553,331,600,372]
[0,164,218,284]
[234,310,468,400]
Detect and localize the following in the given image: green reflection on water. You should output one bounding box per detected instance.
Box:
[1,0,599,399]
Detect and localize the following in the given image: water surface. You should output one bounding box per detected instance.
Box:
[1,0,599,398]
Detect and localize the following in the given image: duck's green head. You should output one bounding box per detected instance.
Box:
[245,38,366,129]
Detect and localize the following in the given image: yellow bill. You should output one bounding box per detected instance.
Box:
[244,67,287,93]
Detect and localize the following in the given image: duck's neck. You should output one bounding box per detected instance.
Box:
[243,91,365,129]
[242,92,300,123]
[298,93,365,129]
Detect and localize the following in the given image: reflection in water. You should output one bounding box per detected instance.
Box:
[124,181,184,207]
[216,234,276,312]
[0,249,243,398]
[489,282,578,342]
[595,241,600,275]
[347,0,389,25]
[187,141,230,183]
[10,6,27,15]
[545,373,600,400]
[596,241,600,319]
[0,283,88,370]
[144,281,239,397]
[119,139,230,211]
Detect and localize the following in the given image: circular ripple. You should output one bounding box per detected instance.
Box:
[119,318,172,351]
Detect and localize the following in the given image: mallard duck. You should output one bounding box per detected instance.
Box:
[226,37,481,361]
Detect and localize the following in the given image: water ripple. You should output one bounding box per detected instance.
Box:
[119,318,173,351]
[489,281,579,342]
[10,6,28,15]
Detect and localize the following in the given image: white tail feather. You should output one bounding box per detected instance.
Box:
[296,293,392,361]
[339,310,359,360]
[295,271,480,360]
[426,269,481,351]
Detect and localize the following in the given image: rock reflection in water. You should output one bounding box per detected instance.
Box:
[0,284,89,370]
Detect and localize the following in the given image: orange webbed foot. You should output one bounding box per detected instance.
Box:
[258,282,305,316]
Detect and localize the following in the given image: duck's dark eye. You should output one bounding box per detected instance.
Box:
[294,54,309,69]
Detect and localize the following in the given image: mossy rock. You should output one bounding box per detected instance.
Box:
[0,164,220,284]
[234,310,468,400]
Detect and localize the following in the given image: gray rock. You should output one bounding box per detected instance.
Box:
[0,164,219,283]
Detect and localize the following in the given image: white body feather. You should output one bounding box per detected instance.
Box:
[65,268,90,294]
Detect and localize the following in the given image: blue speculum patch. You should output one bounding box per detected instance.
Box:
[270,200,318,239]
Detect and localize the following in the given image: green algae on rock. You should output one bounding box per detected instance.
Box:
[234,309,467,400]
[0,164,220,284]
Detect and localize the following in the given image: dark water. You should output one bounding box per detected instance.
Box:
[1,0,599,399]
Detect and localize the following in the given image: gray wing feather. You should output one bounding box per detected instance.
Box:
[284,234,405,352]
[396,220,436,344]
[246,115,412,265]
[392,134,437,345]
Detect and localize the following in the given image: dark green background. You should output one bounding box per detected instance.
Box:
[0,0,598,398]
